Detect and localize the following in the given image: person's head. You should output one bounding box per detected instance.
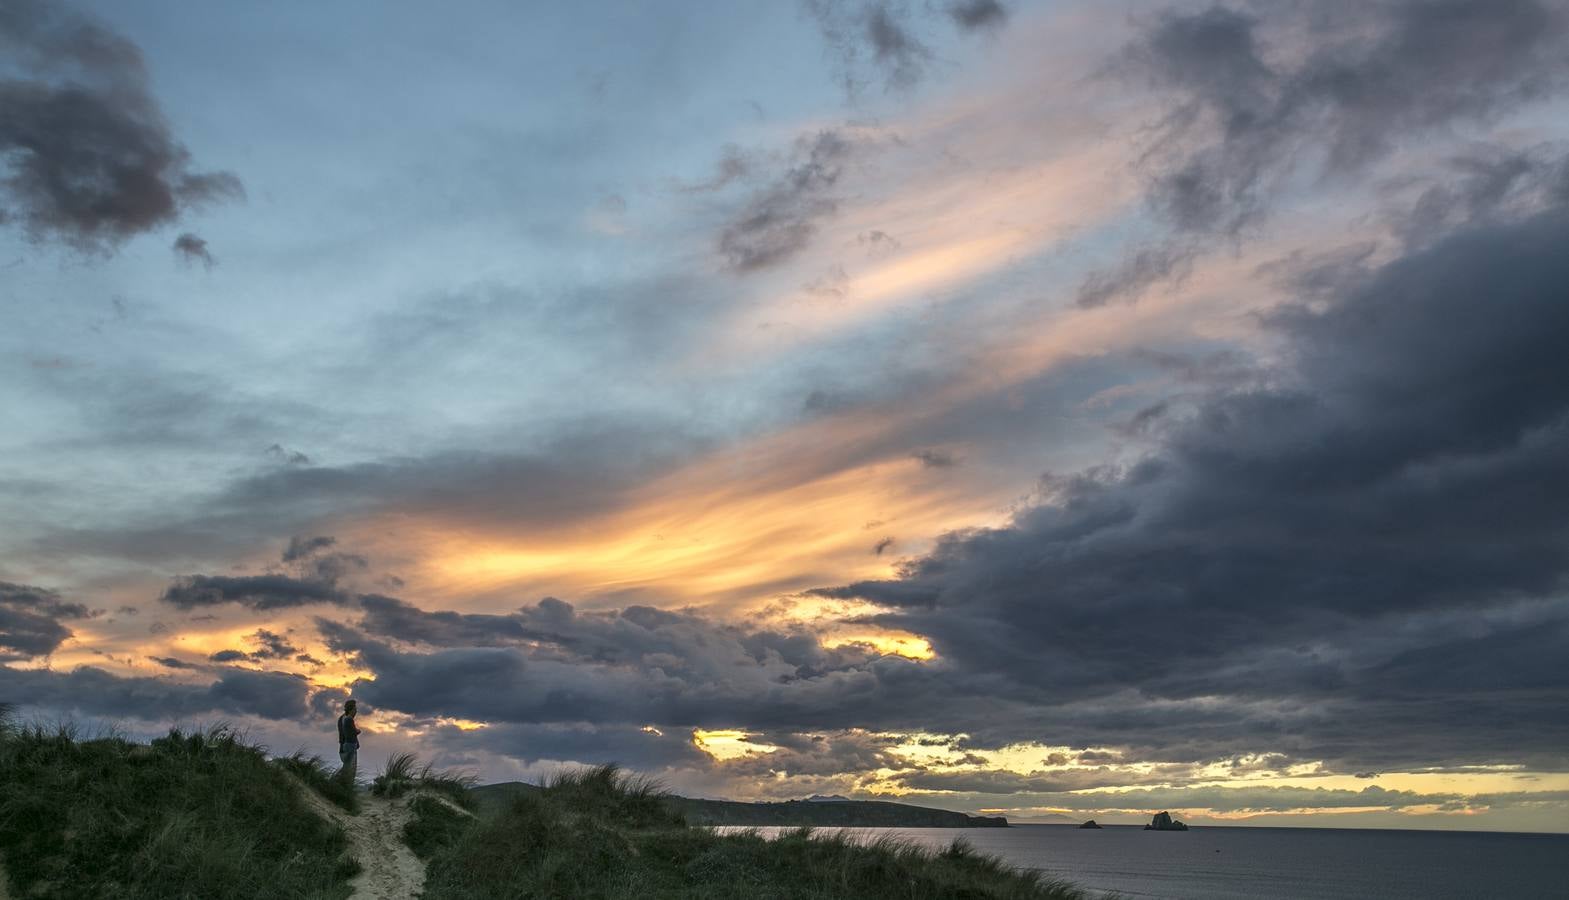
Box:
[344,699,357,718]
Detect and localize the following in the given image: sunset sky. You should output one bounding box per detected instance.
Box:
[4,0,1569,832]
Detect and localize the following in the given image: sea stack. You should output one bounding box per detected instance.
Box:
[1144,811,1189,831]
[1078,819,1103,829]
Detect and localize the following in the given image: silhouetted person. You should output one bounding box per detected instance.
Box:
[337,699,361,783]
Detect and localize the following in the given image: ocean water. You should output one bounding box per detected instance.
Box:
[724,824,1569,899]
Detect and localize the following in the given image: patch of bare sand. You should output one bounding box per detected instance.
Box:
[289,780,428,900]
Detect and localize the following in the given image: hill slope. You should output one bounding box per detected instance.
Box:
[0,723,357,899]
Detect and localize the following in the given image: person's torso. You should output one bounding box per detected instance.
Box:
[337,714,358,746]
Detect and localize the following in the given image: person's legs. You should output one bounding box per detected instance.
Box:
[338,744,357,784]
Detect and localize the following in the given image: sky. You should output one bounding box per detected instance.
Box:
[3,0,1569,832]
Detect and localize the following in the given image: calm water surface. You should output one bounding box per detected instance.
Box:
[724,824,1569,899]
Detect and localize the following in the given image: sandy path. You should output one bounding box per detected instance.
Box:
[290,782,428,900]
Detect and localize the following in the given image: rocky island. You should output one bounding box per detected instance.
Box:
[1145,811,1189,831]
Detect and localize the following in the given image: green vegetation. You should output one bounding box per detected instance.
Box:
[370,751,478,808]
[403,794,474,860]
[0,706,1083,900]
[413,764,1086,900]
[276,750,360,814]
[0,715,357,900]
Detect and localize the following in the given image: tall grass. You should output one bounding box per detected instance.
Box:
[371,751,477,808]
[275,750,360,814]
[0,718,1088,900]
[414,763,1086,900]
[0,719,358,899]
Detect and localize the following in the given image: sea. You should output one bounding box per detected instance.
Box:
[721,824,1569,899]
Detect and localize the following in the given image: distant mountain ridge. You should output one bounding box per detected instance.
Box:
[472,783,1007,827]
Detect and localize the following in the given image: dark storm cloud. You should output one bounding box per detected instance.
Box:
[172,232,213,267]
[160,574,351,611]
[351,595,875,679]
[818,195,1569,771]
[424,720,709,771]
[155,536,363,612]
[0,664,315,723]
[207,649,247,663]
[310,598,973,736]
[714,730,904,778]
[1126,0,1569,235]
[718,129,853,272]
[1080,0,1569,306]
[247,628,299,660]
[0,581,95,660]
[205,667,312,720]
[0,0,242,251]
[147,655,197,670]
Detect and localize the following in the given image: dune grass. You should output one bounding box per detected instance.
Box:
[0,709,1086,900]
[370,751,478,808]
[413,763,1087,900]
[0,718,358,900]
[276,750,360,814]
[403,794,474,860]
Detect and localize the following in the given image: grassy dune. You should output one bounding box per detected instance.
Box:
[0,716,356,899]
[0,709,1084,900]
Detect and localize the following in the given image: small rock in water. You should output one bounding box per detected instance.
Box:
[1144,810,1189,831]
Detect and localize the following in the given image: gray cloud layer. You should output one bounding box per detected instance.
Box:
[1132,0,1569,234]
[0,0,242,251]
[1080,0,1569,306]
[0,664,312,723]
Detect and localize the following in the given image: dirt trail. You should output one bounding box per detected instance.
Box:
[290,782,428,900]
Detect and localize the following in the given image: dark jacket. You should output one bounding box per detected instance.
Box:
[337,714,360,749]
